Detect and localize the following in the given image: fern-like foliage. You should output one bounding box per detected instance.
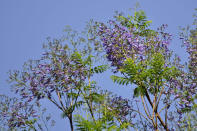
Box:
[74,115,102,131]
[110,75,130,85]
[91,65,108,74]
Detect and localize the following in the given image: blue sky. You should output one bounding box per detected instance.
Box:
[0,0,196,130]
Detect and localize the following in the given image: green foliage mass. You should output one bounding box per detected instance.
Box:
[0,7,196,131]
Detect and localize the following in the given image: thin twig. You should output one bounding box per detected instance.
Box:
[56,89,66,111]
[136,101,146,128]
[132,109,152,124]
[141,95,153,122]
[144,98,151,118]
[155,86,165,112]
[144,90,169,131]
[47,97,63,111]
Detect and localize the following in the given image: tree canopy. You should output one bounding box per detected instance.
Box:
[0,8,197,131]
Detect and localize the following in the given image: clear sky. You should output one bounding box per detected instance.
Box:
[0,0,196,130]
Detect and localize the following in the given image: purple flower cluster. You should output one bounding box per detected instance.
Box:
[183,38,197,76]
[166,69,196,126]
[0,95,38,129]
[97,21,172,71]
[98,21,145,69]
[10,39,88,102]
[109,96,132,121]
[169,27,197,120]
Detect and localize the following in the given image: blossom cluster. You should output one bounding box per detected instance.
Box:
[159,25,197,128]
[97,20,172,71]
[171,28,197,126]
[183,30,197,76]
[0,95,37,129]
[109,96,132,121]
[97,21,145,69]
[10,39,88,102]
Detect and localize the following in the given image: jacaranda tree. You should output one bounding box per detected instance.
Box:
[0,8,196,131]
[95,9,197,130]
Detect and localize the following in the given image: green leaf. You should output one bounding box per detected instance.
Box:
[71,51,83,64]
[119,122,130,129]
[111,75,130,85]
[91,65,108,74]
[84,55,93,65]
[134,87,140,97]
[107,125,118,131]
[89,92,104,103]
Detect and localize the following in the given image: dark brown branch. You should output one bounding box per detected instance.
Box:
[144,89,169,131]
[47,96,63,111]
[68,115,74,131]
